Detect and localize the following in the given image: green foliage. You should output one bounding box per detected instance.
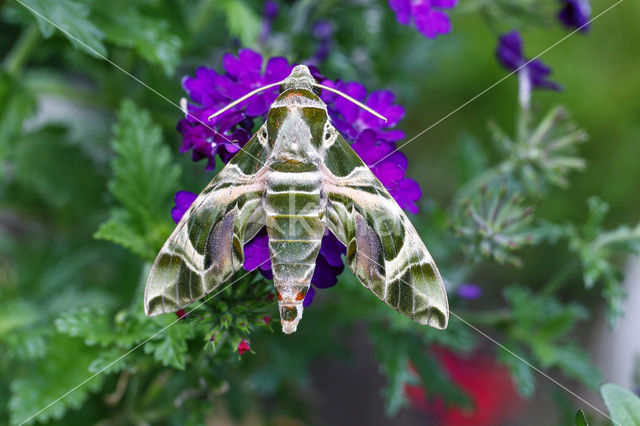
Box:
[499,286,600,394]
[565,197,640,325]
[601,383,640,426]
[0,72,35,159]
[93,2,182,75]
[216,1,262,49]
[20,0,106,57]
[575,409,589,426]
[9,334,104,425]
[95,100,181,260]
[1,0,638,424]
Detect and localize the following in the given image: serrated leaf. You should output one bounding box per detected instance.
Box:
[5,330,47,361]
[96,11,182,75]
[88,347,130,375]
[9,334,103,425]
[19,0,106,57]
[96,100,181,258]
[498,345,536,398]
[94,212,155,260]
[55,308,114,346]
[601,383,640,426]
[144,323,195,370]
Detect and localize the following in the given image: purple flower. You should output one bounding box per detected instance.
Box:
[263,1,278,20]
[179,49,294,170]
[321,81,405,143]
[261,1,279,42]
[171,191,198,223]
[558,0,591,32]
[496,31,562,91]
[243,228,273,280]
[309,21,334,64]
[389,0,457,39]
[456,284,482,300]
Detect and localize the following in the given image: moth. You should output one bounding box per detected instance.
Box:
[145,65,449,334]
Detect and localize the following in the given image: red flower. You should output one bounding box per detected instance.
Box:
[262,316,271,325]
[237,339,251,355]
[175,309,187,319]
[406,348,523,426]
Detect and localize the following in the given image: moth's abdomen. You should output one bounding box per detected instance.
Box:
[264,168,326,334]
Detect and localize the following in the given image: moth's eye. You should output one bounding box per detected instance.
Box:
[261,129,268,139]
[324,131,331,140]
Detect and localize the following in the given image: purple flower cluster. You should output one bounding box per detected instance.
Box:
[178,49,294,170]
[320,80,422,213]
[558,0,591,32]
[173,49,420,307]
[496,31,561,92]
[389,0,457,39]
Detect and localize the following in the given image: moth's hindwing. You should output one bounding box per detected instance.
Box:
[144,127,270,315]
[323,131,449,329]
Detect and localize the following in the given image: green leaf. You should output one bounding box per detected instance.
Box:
[19,0,106,57]
[95,100,181,259]
[409,348,470,408]
[144,322,195,370]
[4,330,47,361]
[95,9,182,75]
[0,300,39,337]
[9,334,104,425]
[219,1,261,49]
[498,345,536,398]
[94,210,156,260]
[0,72,36,159]
[13,126,105,209]
[575,409,589,426]
[601,383,640,426]
[369,328,412,416]
[55,308,114,346]
[88,347,131,375]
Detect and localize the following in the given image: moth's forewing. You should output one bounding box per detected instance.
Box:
[144,126,271,316]
[321,131,449,329]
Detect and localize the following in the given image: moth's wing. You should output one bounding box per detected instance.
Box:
[322,133,449,329]
[145,128,270,316]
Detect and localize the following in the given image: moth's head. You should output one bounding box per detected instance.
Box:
[268,67,329,152]
[281,65,316,93]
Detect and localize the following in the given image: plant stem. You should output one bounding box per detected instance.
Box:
[2,23,40,75]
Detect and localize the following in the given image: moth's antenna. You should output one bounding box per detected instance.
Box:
[208,80,286,121]
[313,83,388,123]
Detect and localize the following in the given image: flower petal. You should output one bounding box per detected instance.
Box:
[496,30,524,70]
[303,285,316,307]
[243,228,272,272]
[171,191,198,223]
[389,0,412,25]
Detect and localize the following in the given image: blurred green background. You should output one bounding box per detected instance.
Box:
[1,0,639,425]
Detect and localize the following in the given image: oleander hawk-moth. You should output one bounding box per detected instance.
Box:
[144,65,449,334]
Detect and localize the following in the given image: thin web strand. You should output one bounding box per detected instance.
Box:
[369,0,626,170]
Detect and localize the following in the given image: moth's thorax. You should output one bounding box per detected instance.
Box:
[266,91,329,169]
